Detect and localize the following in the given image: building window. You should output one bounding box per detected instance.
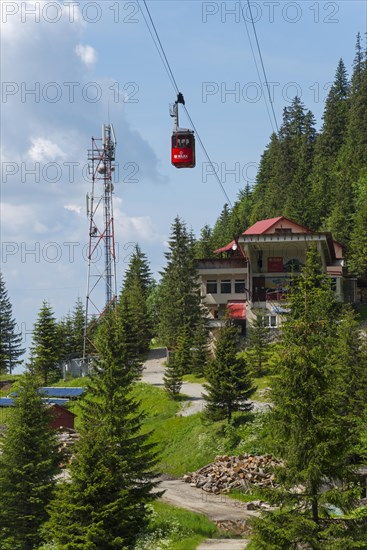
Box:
[221,280,232,294]
[262,315,277,328]
[235,279,246,293]
[206,280,217,294]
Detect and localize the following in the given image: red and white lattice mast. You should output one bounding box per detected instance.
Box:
[83,124,117,359]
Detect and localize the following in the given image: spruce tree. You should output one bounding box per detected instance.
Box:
[348,171,367,277]
[0,373,60,549]
[71,297,86,356]
[158,216,202,349]
[30,301,61,385]
[190,318,210,377]
[210,204,233,250]
[309,58,350,227]
[249,246,367,547]
[195,224,214,258]
[204,321,255,423]
[46,309,160,549]
[163,352,183,398]
[119,245,153,357]
[0,272,24,374]
[245,314,272,377]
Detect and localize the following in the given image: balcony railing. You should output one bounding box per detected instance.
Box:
[195,258,247,270]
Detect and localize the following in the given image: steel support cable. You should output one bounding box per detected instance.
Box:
[139,0,234,208]
[243,0,279,134]
[240,3,275,134]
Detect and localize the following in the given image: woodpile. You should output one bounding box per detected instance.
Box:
[183,454,282,494]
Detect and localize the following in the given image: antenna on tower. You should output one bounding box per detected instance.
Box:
[83,123,117,362]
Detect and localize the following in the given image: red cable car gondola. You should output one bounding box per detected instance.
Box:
[170,93,196,169]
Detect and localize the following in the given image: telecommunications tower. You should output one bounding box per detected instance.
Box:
[83,124,117,359]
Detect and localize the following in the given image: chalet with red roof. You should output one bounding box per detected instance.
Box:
[196,216,356,334]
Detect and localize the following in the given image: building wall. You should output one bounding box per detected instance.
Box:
[48,404,75,430]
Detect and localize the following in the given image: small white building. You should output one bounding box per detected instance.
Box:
[196,216,356,335]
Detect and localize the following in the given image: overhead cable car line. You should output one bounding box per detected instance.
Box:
[139,0,234,208]
[240,3,276,134]
[243,0,279,133]
[139,2,178,92]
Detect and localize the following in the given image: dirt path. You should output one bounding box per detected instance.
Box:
[142,348,270,416]
[144,349,258,548]
[159,479,253,548]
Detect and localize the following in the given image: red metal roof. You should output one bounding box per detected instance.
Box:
[243,216,313,235]
[214,240,236,253]
[227,301,246,320]
[243,217,284,235]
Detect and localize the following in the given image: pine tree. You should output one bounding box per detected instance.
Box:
[123,244,153,299]
[190,318,210,377]
[29,301,61,385]
[195,224,214,258]
[0,373,60,549]
[245,314,272,377]
[0,272,24,374]
[119,245,153,357]
[204,321,255,423]
[71,297,86,356]
[348,171,367,276]
[58,312,74,360]
[163,352,183,398]
[249,247,367,547]
[309,59,350,228]
[227,185,254,238]
[210,204,233,250]
[158,216,202,349]
[46,310,160,549]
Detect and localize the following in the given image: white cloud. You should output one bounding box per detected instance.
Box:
[64,204,82,215]
[75,44,97,67]
[28,137,66,162]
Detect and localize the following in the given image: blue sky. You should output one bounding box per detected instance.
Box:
[1,0,366,367]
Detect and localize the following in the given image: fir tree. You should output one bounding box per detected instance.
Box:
[195,224,214,258]
[0,373,60,549]
[204,321,256,423]
[210,204,233,250]
[190,318,210,376]
[71,297,86,356]
[29,301,61,385]
[348,171,367,276]
[227,185,254,239]
[119,249,153,359]
[245,314,272,376]
[46,310,160,549]
[0,272,24,374]
[163,352,183,398]
[309,58,350,227]
[123,244,153,299]
[249,247,367,547]
[158,216,202,349]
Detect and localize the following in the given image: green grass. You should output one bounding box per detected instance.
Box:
[134,501,220,550]
[182,374,207,384]
[0,374,23,382]
[252,375,274,402]
[52,377,90,388]
[0,407,13,426]
[133,382,270,476]
[228,487,265,503]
